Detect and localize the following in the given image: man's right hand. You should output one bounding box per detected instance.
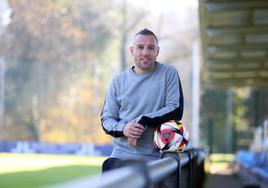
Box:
[128,138,138,147]
[123,122,145,139]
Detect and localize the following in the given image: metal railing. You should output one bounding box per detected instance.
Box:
[49,148,206,188]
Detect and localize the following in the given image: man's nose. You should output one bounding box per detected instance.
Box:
[142,48,150,55]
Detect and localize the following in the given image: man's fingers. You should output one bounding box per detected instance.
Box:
[132,139,137,147]
[123,122,145,139]
[130,127,145,138]
[131,129,144,136]
[130,124,145,135]
[128,138,134,147]
[128,138,138,147]
[133,123,145,130]
[129,132,141,139]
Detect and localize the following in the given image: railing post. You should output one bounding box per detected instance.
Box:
[191,149,198,188]
[191,148,206,188]
[186,150,194,188]
[160,151,181,188]
[196,149,206,188]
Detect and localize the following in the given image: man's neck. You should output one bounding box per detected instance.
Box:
[132,62,157,74]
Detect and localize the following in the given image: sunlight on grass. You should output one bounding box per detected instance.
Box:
[0,153,107,174]
[0,153,107,188]
[0,165,102,188]
[205,153,236,175]
[209,153,235,162]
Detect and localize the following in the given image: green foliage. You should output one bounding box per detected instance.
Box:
[244,88,268,127]
[2,0,118,143]
[200,87,268,153]
[200,88,227,153]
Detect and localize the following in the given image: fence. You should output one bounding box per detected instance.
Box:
[50,148,206,188]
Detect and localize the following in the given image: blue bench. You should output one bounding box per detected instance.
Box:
[237,150,268,188]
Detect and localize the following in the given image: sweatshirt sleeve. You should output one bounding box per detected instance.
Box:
[101,79,125,137]
[137,68,184,127]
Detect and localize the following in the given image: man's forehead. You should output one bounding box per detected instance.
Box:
[134,34,158,45]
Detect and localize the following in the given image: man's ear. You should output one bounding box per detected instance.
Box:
[130,46,134,55]
[156,47,160,56]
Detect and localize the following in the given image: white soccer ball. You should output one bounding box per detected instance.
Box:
[153,120,189,151]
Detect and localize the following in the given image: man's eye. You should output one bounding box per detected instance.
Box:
[148,46,155,50]
[137,46,143,50]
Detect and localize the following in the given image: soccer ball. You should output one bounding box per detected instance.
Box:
[153,120,189,152]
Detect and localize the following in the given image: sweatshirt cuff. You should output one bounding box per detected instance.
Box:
[137,116,150,127]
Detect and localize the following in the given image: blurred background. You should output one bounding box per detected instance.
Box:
[0,0,199,146]
[0,0,268,187]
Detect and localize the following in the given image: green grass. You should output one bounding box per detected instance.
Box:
[205,153,236,174]
[209,153,235,163]
[0,153,107,188]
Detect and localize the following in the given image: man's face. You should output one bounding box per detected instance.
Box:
[130,34,159,73]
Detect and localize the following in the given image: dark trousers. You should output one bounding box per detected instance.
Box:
[101,157,125,173]
[101,157,159,188]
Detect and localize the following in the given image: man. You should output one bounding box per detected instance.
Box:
[101,28,183,171]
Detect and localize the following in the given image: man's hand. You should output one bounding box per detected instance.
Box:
[123,122,145,139]
[128,138,138,147]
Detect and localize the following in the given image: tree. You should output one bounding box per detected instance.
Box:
[2,0,116,143]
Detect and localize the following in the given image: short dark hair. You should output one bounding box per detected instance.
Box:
[135,28,158,43]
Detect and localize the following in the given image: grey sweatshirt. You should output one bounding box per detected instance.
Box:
[101,62,183,160]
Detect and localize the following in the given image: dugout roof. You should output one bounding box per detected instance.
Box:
[199,0,268,87]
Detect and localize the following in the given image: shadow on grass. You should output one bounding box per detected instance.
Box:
[0,165,101,188]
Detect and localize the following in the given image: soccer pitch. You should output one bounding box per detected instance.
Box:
[0,153,107,188]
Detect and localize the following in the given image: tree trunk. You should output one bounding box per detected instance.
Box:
[0,58,5,138]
